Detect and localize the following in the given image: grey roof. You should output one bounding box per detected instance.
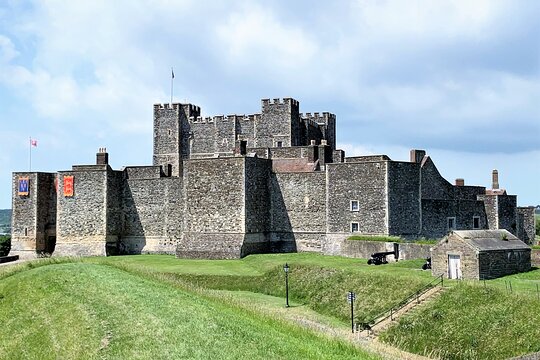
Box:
[452,230,530,252]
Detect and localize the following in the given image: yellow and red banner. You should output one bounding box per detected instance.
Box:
[63,176,74,197]
[18,177,29,196]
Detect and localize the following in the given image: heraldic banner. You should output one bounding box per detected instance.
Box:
[18,177,30,196]
[63,176,74,197]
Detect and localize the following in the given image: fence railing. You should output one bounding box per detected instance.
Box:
[361,274,444,330]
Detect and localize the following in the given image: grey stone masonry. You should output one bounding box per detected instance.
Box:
[517,206,536,245]
[326,161,388,235]
[11,172,56,259]
[431,230,531,280]
[9,96,535,261]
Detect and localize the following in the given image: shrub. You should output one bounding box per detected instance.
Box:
[0,235,10,257]
[348,235,402,242]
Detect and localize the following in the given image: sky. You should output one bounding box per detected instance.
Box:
[0,0,538,208]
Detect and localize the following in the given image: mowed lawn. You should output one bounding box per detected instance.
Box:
[0,261,378,360]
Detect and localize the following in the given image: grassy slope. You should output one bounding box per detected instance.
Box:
[380,282,540,360]
[89,254,432,323]
[90,254,540,359]
[0,262,377,360]
[4,254,539,359]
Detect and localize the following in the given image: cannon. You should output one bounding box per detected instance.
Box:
[421,257,432,270]
[367,251,396,265]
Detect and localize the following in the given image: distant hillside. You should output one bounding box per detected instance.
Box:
[0,209,11,234]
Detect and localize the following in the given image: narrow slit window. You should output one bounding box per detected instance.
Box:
[447,217,456,231]
[473,216,480,229]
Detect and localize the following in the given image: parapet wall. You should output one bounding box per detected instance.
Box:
[324,237,431,261]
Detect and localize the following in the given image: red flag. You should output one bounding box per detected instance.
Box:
[30,139,38,147]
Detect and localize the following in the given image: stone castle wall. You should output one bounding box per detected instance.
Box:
[56,166,109,256]
[9,97,535,261]
[120,176,182,255]
[516,206,536,245]
[270,171,326,252]
[10,172,56,258]
[387,161,421,236]
[326,161,388,234]
[178,157,247,258]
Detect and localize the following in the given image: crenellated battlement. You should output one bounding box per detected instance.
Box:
[189,113,261,124]
[261,97,300,108]
[301,112,336,124]
[153,103,201,114]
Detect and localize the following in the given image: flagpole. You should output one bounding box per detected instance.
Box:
[170,67,174,104]
[29,137,32,172]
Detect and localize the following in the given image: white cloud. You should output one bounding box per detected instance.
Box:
[0,35,17,62]
[216,3,318,69]
[351,0,500,40]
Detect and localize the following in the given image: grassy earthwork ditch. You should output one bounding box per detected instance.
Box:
[1,253,540,359]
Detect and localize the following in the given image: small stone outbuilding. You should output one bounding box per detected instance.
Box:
[431,230,531,280]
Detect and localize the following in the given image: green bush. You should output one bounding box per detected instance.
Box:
[535,215,540,236]
[0,235,10,257]
[348,235,403,242]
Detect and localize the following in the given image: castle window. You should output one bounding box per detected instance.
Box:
[276,141,283,148]
[350,200,359,212]
[447,217,456,231]
[473,216,480,229]
[351,222,359,233]
[168,130,172,136]
[24,227,28,236]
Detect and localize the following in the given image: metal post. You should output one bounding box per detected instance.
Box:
[347,291,356,333]
[285,269,289,307]
[536,284,539,301]
[283,263,290,308]
[350,295,354,333]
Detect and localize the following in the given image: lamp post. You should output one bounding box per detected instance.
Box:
[284,263,290,307]
[347,291,356,333]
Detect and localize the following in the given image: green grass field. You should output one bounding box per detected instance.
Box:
[2,253,540,359]
[380,282,540,359]
[0,261,378,360]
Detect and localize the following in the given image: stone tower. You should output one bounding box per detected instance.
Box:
[153,103,200,176]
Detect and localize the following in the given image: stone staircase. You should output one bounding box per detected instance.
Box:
[359,274,445,337]
[368,286,444,335]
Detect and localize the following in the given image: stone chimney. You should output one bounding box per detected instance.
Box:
[492,169,499,189]
[410,149,426,163]
[96,148,108,165]
[455,178,465,186]
[307,140,318,163]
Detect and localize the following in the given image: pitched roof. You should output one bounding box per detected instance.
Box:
[452,230,530,252]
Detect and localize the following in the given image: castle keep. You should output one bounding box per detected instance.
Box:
[10,97,536,259]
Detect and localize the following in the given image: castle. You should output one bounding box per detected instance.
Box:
[10,97,536,259]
